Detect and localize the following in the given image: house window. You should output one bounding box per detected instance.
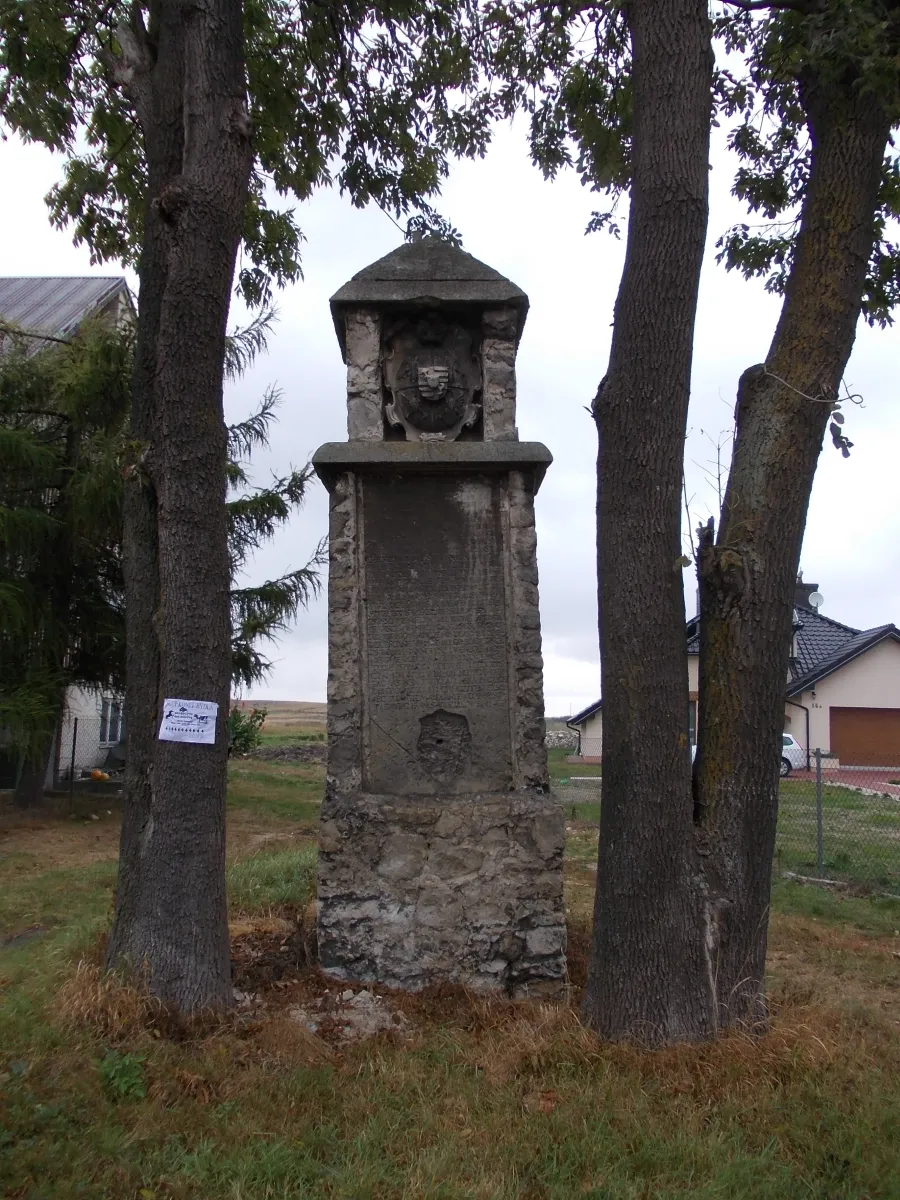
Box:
[688,701,697,747]
[100,698,125,745]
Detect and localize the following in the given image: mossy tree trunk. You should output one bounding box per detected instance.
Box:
[694,74,891,1030]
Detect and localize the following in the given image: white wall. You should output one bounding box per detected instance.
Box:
[688,654,699,695]
[578,710,602,757]
[51,686,124,784]
[575,637,900,758]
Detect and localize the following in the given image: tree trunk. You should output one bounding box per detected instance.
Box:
[581,0,716,1044]
[13,746,50,808]
[105,0,253,1011]
[694,75,891,1030]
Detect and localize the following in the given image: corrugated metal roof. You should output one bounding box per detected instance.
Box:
[0,277,128,343]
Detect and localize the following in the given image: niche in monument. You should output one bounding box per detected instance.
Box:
[312,236,566,996]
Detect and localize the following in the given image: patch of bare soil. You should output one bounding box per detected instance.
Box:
[768,912,900,1025]
[0,804,122,874]
[290,988,410,1043]
[229,913,412,1046]
[226,912,592,1049]
[248,743,326,764]
[230,910,315,989]
[0,804,310,877]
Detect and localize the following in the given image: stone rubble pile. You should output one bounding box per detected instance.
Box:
[544,730,578,750]
[289,988,409,1042]
[248,742,326,764]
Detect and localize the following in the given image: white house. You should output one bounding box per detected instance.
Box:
[49,686,126,786]
[568,699,603,762]
[568,578,900,768]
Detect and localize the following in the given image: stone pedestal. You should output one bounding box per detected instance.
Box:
[313,239,566,996]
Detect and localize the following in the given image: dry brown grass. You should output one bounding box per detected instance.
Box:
[5,756,899,1199]
[370,952,870,1106]
[54,955,335,1072]
[53,920,879,1089]
[55,958,168,1041]
[13,902,898,1200]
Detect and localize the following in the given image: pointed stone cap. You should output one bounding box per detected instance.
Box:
[330,236,528,357]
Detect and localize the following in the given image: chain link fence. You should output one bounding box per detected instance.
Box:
[775,753,900,892]
[555,751,900,894]
[51,700,125,801]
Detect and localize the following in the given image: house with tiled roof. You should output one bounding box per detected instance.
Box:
[569,578,900,768]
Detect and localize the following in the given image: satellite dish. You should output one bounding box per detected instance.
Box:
[809,591,824,610]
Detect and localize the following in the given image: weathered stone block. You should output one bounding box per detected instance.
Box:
[344,309,382,440]
[317,788,566,996]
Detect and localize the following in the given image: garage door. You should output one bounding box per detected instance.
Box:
[830,708,900,767]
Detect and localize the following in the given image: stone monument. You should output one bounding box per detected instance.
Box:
[312,236,566,996]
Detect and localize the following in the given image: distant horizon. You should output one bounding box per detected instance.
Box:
[245,698,579,725]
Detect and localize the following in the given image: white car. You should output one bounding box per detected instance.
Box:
[691,735,806,776]
[780,733,807,777]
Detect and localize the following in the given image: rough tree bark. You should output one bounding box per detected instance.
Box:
[694,74,891,1030]
[581,0,716,1044]
[104,0,253,1010]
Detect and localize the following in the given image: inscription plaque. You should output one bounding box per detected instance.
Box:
[362,474,512,794]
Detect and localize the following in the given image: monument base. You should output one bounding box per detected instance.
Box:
[317,787,567,997]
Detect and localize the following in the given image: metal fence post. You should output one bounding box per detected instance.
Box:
[815,746,824,876]
[68,717,78,811]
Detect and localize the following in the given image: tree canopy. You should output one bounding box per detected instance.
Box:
[467,1,900,321]
[0,0,495,304]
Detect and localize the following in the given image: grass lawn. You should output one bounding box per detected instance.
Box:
[251,701,327,747]
[776,780,900,889]
[547,746,602,783]
[2,757,900,1199]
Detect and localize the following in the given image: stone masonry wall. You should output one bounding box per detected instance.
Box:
[325,474,362,793]
[481,308,518,440]
[318,464,567,997]
[344,309,382,440]
[506,469,549,789]
[318,789,566,996]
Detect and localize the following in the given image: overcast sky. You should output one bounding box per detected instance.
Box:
[2,122,898,716]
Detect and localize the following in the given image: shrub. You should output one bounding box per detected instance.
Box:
[228,706,267,755]
[97,1049,147,1100]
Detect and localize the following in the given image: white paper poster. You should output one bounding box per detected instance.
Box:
[158,698,219,744]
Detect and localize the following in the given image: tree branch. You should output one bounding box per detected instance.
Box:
[0,323,71,346]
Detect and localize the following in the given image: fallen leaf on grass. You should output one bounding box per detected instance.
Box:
[523,1089,560,1114]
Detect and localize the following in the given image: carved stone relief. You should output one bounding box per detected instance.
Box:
[382,312,482,441]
